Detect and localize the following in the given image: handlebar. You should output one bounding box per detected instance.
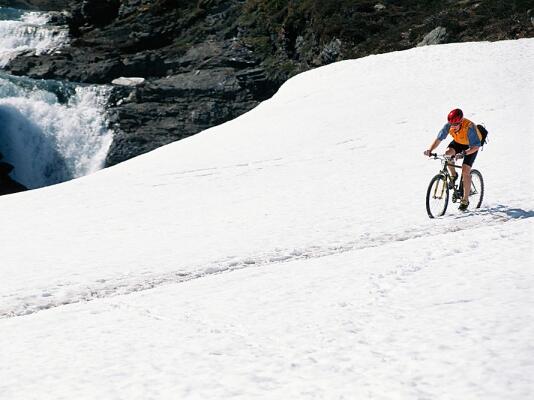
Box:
[429,153,452,160]
[428,153,463,170]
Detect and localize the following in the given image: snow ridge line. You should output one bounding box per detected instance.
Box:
[1,207,530,320]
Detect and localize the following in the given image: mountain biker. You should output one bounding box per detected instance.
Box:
[423,108,482,211]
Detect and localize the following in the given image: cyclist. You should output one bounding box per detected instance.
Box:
[423,108,482,211]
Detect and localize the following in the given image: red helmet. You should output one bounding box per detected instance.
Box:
[447,108,463,124]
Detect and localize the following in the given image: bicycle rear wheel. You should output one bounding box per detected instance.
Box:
[426,174,449,218]
[469,169,484,208]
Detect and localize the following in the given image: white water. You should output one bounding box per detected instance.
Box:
[0,75,113,188]
[0,8,112,189]
[0,7,69,67]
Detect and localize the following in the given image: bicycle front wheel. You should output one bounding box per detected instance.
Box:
[426,174,449,218]
[469,169,484,208]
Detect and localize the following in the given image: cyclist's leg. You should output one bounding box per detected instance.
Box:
[461,165,471,202]
[446,141,464,179]
[445,148,457,178]
[461,151,478,202]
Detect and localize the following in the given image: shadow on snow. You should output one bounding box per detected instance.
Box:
[452,204,534,221]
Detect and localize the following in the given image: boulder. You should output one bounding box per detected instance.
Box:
[112,77,145,87]
[0,161,27,196]
[417,27,448,47]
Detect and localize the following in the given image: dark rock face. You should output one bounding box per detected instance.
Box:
[2,0,533,166]
[106,66,265,165]
[0,0,69,10]
[0,160,27,196]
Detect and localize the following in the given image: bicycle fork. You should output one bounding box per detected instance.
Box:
[433,174,447,199]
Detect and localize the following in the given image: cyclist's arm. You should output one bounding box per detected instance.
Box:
[437,124,450,141]
[467,124,482,150]
[425,124,449,155]
[425,138,442,155]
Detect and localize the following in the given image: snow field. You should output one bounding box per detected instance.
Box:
[0,38,533,399]
[1,218,532,399]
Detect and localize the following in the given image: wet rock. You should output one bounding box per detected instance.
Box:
[0,161,13,175]
[0,161,27,196]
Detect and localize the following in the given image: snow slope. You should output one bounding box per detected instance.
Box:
[1,39,533,399]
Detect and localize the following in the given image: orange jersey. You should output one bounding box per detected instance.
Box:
[437,118,482,146]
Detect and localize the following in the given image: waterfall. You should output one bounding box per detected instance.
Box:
[0,7,113,190]
[0,7,69,67]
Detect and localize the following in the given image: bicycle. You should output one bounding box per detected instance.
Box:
[425,153,484,218]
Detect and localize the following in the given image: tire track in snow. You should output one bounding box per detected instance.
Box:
[1,207,531,319]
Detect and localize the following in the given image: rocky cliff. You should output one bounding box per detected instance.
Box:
[0,154,27,195]
[2,0,533,166]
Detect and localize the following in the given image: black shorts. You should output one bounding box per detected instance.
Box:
[448,141,478,167]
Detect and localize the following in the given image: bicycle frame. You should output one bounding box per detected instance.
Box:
[433,154,462,172]
[430,153,462,199]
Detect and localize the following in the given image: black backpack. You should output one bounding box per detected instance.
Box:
[477,124,489,146]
